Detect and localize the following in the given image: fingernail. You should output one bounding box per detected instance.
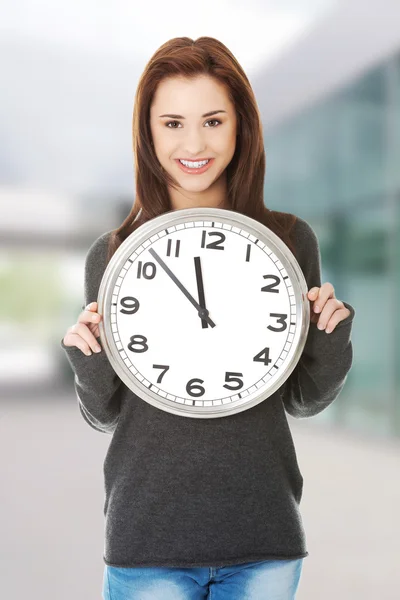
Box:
[318,322,325,330]
[92,314,97,321]
[85,350,92,356]
[94,345,101,353]
[314,305,320,312]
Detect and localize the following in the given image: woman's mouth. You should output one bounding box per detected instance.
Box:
[175,158,214,174]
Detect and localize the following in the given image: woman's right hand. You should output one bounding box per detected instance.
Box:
[62,301,103,356]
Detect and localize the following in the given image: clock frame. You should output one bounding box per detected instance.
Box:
[97,207,310,419]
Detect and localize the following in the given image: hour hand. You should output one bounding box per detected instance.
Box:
[148,248,216,328]
[194,256,210,329]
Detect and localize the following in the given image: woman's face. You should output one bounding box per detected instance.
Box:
[149,75,237,196]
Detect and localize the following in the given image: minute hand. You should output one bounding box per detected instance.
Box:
[148,248,216,328]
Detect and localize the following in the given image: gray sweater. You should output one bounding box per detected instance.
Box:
[60,215,355,568]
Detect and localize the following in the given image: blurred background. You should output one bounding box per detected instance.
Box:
[1,0,399,598]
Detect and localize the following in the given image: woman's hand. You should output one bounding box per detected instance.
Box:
[307,283,350,334]
[62,301,103,356]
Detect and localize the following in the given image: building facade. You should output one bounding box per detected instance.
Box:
[253,2,400,438]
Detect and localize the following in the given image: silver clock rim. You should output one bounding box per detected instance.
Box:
[97,207,310,419]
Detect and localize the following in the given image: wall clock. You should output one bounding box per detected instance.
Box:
[97,207,310,419]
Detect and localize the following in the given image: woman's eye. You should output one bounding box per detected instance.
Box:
[166,119,221,128]
[205,119,221,127]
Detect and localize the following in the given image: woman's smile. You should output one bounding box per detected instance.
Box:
[175,157,215,174]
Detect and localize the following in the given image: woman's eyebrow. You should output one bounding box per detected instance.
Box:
[158,110,227,119]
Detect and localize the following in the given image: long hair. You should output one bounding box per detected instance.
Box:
[106,36,297,264]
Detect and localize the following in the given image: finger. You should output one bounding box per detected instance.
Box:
[316,299,342,330]
[65,332,93,356]
[78,309,102,325]
[308,287,319,300]
[86,301,97,310]
[70,322,102,353]
[325,307,351,334]
[308,289,319,319]
[314,282,335,313]
[81,301,99,318]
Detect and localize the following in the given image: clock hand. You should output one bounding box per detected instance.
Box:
[194,256,209,329]
[148,247,216,328]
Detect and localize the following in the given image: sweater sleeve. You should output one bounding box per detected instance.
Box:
[280,216,355,419]
[60,231,122,434]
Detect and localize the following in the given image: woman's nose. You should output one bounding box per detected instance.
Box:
[181,129,207,155]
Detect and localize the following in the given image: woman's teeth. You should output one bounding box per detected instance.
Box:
[179,159,209,168]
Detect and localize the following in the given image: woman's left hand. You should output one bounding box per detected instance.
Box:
[307,282,351,334]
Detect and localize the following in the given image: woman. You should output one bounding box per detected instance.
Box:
[61,36,355,599]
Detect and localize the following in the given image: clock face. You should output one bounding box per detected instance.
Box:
[98,208,309,418]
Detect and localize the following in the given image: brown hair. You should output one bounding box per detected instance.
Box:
[106,36,297,264]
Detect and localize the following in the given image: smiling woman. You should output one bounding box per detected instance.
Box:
[100,35,307,599]
[59,35,354,600]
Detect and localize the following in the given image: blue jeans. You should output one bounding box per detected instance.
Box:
[102,557,304,599]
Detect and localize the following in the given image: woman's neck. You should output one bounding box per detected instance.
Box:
[168,172,231,211]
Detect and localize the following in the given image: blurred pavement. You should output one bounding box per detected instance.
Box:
[1,392,399,599]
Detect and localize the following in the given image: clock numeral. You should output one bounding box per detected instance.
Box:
[261,274,280,293]
[253,347,273,366]
[137,261,156,279]
[223,372,244,391]
[186,378,205,397]
[200,230,225,250]
[153,364,170,384]
[120,296,140,314]
[268,313,288,332]
[166,239,181,257]
[127,334,148,353]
